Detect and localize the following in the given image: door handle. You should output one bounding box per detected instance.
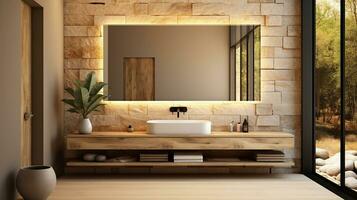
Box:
[24,112,34,121]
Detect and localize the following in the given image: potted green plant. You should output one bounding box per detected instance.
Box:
[63,72,107,134]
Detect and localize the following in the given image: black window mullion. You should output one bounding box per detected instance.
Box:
[340,0,346,189]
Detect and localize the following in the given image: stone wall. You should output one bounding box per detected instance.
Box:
[63,0,301,170]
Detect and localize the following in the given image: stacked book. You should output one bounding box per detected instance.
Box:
[255,150,285,162]
[139,153,169,162]
[174,152,203,163]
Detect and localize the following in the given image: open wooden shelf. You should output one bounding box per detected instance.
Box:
[67,160,295,168]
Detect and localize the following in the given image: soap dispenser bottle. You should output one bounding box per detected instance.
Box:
[242,117,249,133]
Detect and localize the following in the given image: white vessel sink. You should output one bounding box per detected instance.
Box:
[147,120,211,136]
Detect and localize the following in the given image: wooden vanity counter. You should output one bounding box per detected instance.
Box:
[66,131,294,150]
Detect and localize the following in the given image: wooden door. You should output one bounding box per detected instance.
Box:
[21,1,32,167]
[124,58,155,100]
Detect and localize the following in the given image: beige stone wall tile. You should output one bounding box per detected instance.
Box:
[229,15,265,25]
[64,26,88,36]
[275,80,299,92]
[261,80,275,92]
[280,115,299,130]
[261,91,282,104]
[283,0,300,16]
[64,37,82,58]
[88,26,102,36]
[94,16,126,25]
[210,115,241,127]
[274,47,301,58]
[105,2,134,15]
[275,0,284,4]
[189,0,232,3]
[261,69,295,81]
[265,16,282,26]
[282,15,301,25]
[81,37,104,58]
[192,3,230,16]
[178,16,229,24]
[149,3,192,16]
[261,36,282,47]
[188,114,211,120]
[213,103,255,115]
[256,104,273,115]
[64,3,105,15]
[64,69,80,88]
[104,102,129,115]
[282,91,298,104]
[261,3,284,15]
[126,16,178,24]
[274,58,300,69]
[261,26,287,37]
[287,25,301,36]
[134,3,149,15]
[91,115,116,127]
[147,103,172,116]
[273,104,300,115]
[257,115,280,126]
[230,2,260,16]
[261,58,274,69]
[261,47,275,58]
[283,36,301,49]
[64,15,95,26]
[187,103,213,115]
[129,103,148,116]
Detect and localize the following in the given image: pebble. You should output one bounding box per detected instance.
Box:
[316,158,326,166]
[316,148,329,159]
[325,154,357,165]
[336,171,357,181]
[95,155,107,162]
[345,177,357,189]
[83,153,97,162]
[318,160,354,176]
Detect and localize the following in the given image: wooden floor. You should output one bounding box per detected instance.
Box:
[48,174,341,200]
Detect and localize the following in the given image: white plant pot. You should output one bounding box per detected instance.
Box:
[79,118,92,134]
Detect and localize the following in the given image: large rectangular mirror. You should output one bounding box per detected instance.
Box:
[104,25,261,101]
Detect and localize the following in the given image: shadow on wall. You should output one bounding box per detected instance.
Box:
[0,171,16,200]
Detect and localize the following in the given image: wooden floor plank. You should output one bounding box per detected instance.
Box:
[48,174,341,200]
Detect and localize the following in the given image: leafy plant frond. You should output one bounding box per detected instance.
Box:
[65,88,75,98]
[90,82,107,97]
[62,71,107,119]
[84,72,96,93]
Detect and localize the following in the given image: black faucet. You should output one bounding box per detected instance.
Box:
[169,106,188,118]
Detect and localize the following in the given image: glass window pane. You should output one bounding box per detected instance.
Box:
[345,0,357,192]
[254,26,261,101]
[315,0,341,186]
[236,46,241,100]
[241,39,247,101]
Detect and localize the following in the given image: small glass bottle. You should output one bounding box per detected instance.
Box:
[229,121,234,132]
[242,117,249,133]
[236,122,241,132]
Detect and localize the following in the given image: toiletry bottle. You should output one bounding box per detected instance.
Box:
[236,122,241,132]
[229,121,234,132]
[128,125,134,132]
[242,117,249,133]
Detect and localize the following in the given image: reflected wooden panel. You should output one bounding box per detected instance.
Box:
[124,57,155,100]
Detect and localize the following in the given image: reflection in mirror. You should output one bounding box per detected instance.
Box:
[104,25,261,101]
[230,25,261,101]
